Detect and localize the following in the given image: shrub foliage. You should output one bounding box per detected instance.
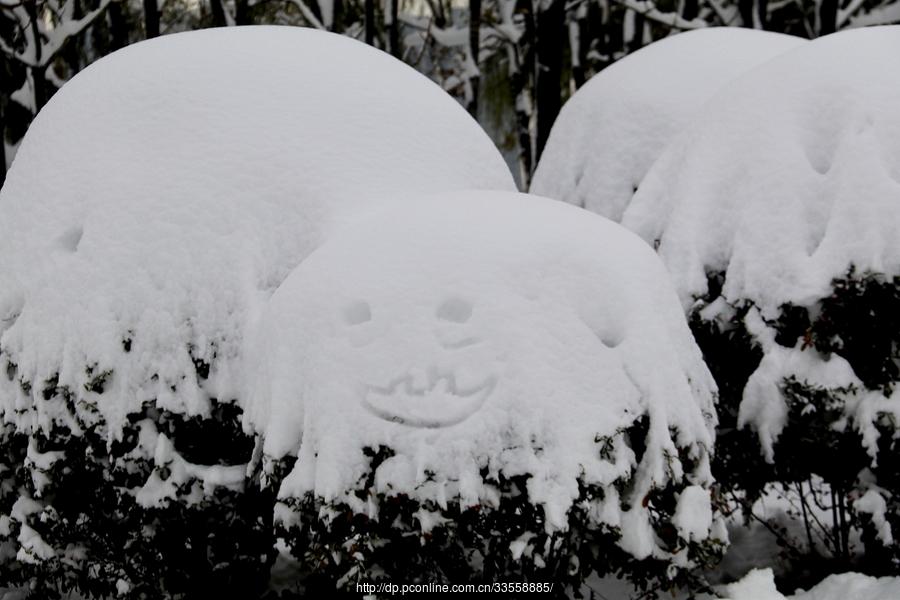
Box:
[694,268,900,588]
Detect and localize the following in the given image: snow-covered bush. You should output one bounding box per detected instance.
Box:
[622,26,900,584]
[531,28,804,221]
[244,191,725,596]
[0,26,514,597]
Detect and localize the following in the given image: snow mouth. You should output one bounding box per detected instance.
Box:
[363,371,497,428]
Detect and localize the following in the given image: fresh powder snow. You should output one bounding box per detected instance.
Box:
[245,190,722,561]
[530,27,805,221]
[624,26,900,313]
[0,26,515,442]
[622,25,900,460]
[719,568,900,600]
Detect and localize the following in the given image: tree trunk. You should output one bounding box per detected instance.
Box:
[428,0,446,27]
[513,0,535,186]
[590,0,611,69]
[64,0,84,76]
[307,0,324,25]
[144,0,160,38]
[389,0,400,57]
[739,0,754,27]
[332,0,344,32]
[819,0,838,34]
[108,1,129,50]
[570,17,587,89]
[628,11,645,53]
[468,0,481,117]
[25,0,48,111]
[235,0,249,24]
[534,0,564,163]
[210,0,227,26]
[365,0,375,45]
[739,0,768,28]
[838,488,849,562]
[0,97,6,190]
[682,0,698,20]
[31,67,48,111]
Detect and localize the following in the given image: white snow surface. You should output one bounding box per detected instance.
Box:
[622,26,900,464]
[247,191,719,557]
[531,27,805,221]
[0,26,514,439]
[673,485,713,543]
[720,568,900,600]
[855,488,894,545]
[624,25,900,316]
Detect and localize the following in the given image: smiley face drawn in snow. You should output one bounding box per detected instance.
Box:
[308,278,610,435]
[362,366,498,428]
[338,296,500,428]
[247,192,715,475]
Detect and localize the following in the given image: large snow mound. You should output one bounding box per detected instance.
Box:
[623,26,900,464]
[530,28,805,221]
[624,26,900,315]
[720,568,900,600]
[246,191,719,558]
[0,26,514,439]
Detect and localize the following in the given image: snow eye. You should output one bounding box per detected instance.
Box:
[596,331,623,349]
[342,301,372,326]
[436,298,472,323]
[57,225,84,252]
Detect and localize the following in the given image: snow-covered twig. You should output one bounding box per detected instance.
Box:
[286,0,326,29]
[407,16,433,66]
[611,0,707,30]
[708,0,740,25]
[837,0,869,27]
[796,481,835,553]
[0,0,114,68]
[845,0,900,27]
[728,490,807,558]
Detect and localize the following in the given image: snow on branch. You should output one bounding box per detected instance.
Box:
[704,0,739,25]
[837,0,869,26]
[0,0,114,68]
[611,0,708,30]
[844,0,900,27]
[285,0,326,29]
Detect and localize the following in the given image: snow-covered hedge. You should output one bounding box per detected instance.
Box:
[531,27,804,221]
[622,26,900,582]
[245,192,725,595]
[0,26,514,596]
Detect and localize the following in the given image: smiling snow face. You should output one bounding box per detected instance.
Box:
[362,357,498,429]
[251,250,638,458]
[340,294,499,429]
[245,192,717,518]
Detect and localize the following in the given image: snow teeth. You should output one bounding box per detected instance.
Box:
[362,370,497,428]
[370,371,492,398]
